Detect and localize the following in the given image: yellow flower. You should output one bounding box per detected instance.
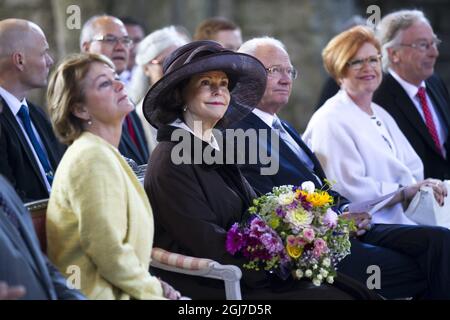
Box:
[286,243,303,258]
[306,191,333,207]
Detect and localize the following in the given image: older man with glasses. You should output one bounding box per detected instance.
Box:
[80,15,149,165]
[374,9,450,181]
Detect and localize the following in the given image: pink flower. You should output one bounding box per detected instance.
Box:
[313,247,323,258]
[303,228,315,242]
[287,235,296,246]
[314,238,327,251]
[322,209,338,228]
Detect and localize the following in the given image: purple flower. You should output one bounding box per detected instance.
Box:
[322,209,338,229]
[260,232,284,255]
[226,223,245,255]
[276,207,286,217]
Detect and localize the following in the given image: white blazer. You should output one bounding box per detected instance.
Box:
[303,90,424,225]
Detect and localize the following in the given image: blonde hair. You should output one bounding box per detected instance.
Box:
[47,53,114,145]
[322,25,381,83]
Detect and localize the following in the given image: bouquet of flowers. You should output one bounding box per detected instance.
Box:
[226,181,354,286]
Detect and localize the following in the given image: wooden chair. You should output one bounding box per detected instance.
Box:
[24,198,243,300]
[25,198,48,253]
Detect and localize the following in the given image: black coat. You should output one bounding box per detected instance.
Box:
[373,73,450,180]
[0,97,65,202]
[145,125,377,300]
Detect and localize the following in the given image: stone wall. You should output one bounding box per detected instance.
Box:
[1,0,448,131]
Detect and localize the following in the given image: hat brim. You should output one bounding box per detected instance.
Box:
[142,52,267,129]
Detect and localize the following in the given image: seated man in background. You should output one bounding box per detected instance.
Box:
[194,16,242,51]
[80,15,149,165]
[0,19,65,202]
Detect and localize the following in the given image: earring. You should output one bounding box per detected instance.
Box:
[87,119,92,125]
[183,106,188,112]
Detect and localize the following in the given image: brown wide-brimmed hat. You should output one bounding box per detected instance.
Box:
[142,40,267,129]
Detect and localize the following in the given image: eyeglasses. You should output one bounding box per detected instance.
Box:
[399,38,442,52]
[347,54,382,70]
[265,65,298,80]
[91,35,133,47]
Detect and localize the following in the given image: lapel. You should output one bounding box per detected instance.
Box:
[242,113,322,185]
[120,121,146,164]
[385,74,439,154]
[0,98,48,189]
[426,77,450,130]
[282,120,327,180]
[129,111,149,160]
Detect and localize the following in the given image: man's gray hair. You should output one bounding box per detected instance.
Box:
[376,9,430,71]
[238,36,287,56]
[79,15,123,50]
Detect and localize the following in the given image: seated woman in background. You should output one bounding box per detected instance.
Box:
[303,26,447,225]
[128,26,188,153]
[45,53,182,300]
[143,40,379,300]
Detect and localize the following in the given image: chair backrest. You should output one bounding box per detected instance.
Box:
[25,199,49,253]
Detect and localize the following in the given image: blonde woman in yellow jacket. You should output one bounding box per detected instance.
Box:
[45,53,180,300]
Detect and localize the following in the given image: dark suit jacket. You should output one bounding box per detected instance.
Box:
[119,110,149,165]
[0,175,84,300]
[230,112,348,209]
[0,97,65,202]
[373,73,450,180]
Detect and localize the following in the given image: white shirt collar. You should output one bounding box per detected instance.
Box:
[388,68,426,100]
[169,118,220,150]
[252,108,277,128]
[0,86,28,115]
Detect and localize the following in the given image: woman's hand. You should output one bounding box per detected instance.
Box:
[404,179,448,206]
[159,279,182,300]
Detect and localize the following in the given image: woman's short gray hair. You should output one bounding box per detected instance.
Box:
[127,26,188,104]
[376,10,430,71]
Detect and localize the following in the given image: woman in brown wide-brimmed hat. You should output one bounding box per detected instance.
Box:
[143,40,379,300]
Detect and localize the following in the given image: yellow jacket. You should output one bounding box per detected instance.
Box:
[47,132,165,300]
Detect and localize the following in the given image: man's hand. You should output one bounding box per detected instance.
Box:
[0,282,26,300]
[341,212,372,237]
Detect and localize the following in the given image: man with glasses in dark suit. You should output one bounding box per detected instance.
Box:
[374,9,450,180]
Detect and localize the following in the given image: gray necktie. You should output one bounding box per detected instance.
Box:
[272,117,315,171]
